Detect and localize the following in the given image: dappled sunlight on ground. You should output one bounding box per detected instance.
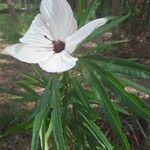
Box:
[0,44,34,149]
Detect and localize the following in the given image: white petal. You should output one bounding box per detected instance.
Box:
[39,51,78,73]
[40,0,77,40]
[20,14,53,47]
[5,44,54,63]
[65,18,108,53]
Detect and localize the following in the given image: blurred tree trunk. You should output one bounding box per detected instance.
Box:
[21,0,25,8]
[147,0,150,25]
[5,0,17,21]
[112,0,122,39]
[112,0,122,16]
[24,0,30,11]
[68,0,76,10]
[33,0,41,9]
[34,0,38,9]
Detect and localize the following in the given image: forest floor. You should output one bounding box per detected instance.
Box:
[0,44,33,150]
[0,31,150,149]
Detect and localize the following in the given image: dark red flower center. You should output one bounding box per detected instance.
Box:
[44,35,65,53]
[52,40,65,53]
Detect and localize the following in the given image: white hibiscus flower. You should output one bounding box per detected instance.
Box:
[6,0,108,73]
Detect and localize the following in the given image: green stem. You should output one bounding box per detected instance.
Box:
[40,125,45,150]
[32,64,47,84]
[45,121,53,150]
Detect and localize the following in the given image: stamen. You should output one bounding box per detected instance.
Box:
[44,35,53,42]
[44,35,65,53]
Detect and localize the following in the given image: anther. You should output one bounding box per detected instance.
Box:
[44,35,65,53]
[44,35,53,42]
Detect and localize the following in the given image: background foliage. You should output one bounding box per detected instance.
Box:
[0,0,150,150]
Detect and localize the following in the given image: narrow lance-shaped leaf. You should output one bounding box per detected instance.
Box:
[80,61,130,149]
[84,61,150,120]
[20,73,45,87]
[31,78,51,150]
[51,78,67,150]
[79,0,99,27]
[86,40,128,54]
[92,40,128,52]
[0,121,33,138]
[85,14,130,42]
[31,112,45,150]
[14,95,39,103]
[76,104,113,150]
[0,86,31,97]
[16,80,39,98]
[80,56,150,79]
[117,76,150,95]
[103,72,150,120]
[76,0,86,26]
[32,64,48,85]
[70,77,91,109]
[113,103,130,116]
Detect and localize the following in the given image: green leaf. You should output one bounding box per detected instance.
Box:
[14,95,39,103]
[86,14,130,42]
[0,121,33,138]
[31,78,51,150]
[70,77,90,109]
[51,78,67,150]
[76,105,113,150]
[16,80,39,97]
[0,83,39,103]
[32,64,48,84]
[86,40,128,54]
[80,56,150,79]
[80,62,130,149]
[82,60,150,120]
[103,72,150,120]
[117,76,150,95]
[76,0,86,26]
[79,0,99,27]
[31,112,45,150]
[0,86,29,97]
[113,103,130,116]
[21,73,45,87]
